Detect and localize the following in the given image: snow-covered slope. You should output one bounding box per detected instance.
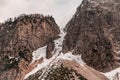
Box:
[31,46,47,63]
[104,67,120,80]
[57,51,85,66]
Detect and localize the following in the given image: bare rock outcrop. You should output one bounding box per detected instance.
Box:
[0,14,60,80]
[62,0,120,72]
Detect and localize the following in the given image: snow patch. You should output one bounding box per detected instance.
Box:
[24,46,47,79]
[8,56,14,59]
[58,51,86,66]
[104,67,120,80]
[24,53,59,79]
[31,46,47,63]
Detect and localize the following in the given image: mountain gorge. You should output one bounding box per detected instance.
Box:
[0,0,120,80]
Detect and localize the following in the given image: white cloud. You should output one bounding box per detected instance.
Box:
[0,0,82,27]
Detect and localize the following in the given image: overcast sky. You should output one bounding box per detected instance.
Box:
[0,0,82,27]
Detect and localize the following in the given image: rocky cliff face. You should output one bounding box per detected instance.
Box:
[62,0,120,72]
[1,0,120,80]
[0,14,60,80]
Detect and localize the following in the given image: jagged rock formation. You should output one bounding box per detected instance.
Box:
[62,0,120,72]
[0,14,60,80]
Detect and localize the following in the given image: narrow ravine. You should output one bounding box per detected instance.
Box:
[24,28,66,79]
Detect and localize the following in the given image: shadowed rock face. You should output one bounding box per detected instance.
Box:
[0,14,60,80]
[62,0,120,72]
